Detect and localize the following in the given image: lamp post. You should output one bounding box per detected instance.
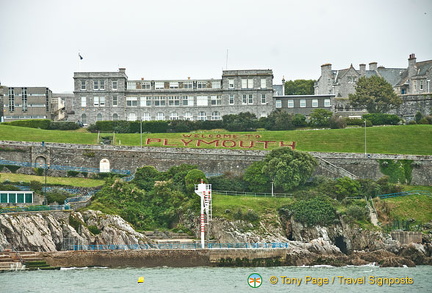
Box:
[44,164,50,205]
[364,120,367,157]
[140,119,143,148]
[271,180,274,197]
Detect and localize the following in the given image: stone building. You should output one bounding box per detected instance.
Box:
[0,87,53,122]
[69,68,275,125]
[314,53,432,118]
[273,94,334,116]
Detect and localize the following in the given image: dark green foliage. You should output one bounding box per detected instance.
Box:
[88,225,101,235]
[333,177,361,201]
[142,121,169,133]
[346,118,365,126]
[232,209,260,222]
[33,168,44,176]
[284,79,316,95]
[0,183,21,191]
[346,205,368,222]
[329,116,347,129]
[49,122,80,130]
[132,166,161,191]
[3,119,51,129]
[243,161,271,192]
[309,109,333,127]
[46,188,70,204]
[168,120,197,133]
[415,112,423,123]
[262,110,296,130]
[362,113,400,125]
[69,214,83,231]
[292,113,308,127]
[1,165,20,173]
[29,180,43,192]
[185,169,207,194]
[209,172,247,192]
[222,112,258,131]
[67,170,80,177]
[378,160,413,184]
[349,76,402,113]
[289,196,337,226]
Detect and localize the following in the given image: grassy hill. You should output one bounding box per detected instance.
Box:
[0,124,431,155]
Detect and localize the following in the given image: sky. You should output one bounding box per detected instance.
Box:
[1,0,431,93]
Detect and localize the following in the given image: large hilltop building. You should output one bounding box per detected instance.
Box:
[69,69,275,125]
[314,53,432,118]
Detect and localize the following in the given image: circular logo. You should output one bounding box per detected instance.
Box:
[248,273,263,288]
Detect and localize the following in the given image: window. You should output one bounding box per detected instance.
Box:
[127,113,137,121]
[261,79,266,89]
[126,97,138,107]
[420,81,424,90]
[300,99,306,107]
[170,112,179,120]
[142,113,151,121]
[81,80,86,90]
[141,97,151,107]
[113,113,119,121]
[312,99,318,107]
[197,81,207,89]
[182,96,194,106]
[94,97,99,106]
[228,79,234,89]
[97,113,103,121]
[248,94,253,104]
[241,79,254,89]
[81,97,86,107]
[197,111,206,121]
[93,80,99,90]
[197,96,208,106]
[348,76,357,84]
[143,82,152,89]
[168,96,180,106]
[183,82,193,89]
[170,82,179,89]
[154,96,166,106]
[242,94,253,104]
[8,88,14,112]
[212,81,221,89]
[211,96,221,105]
[112,81,118,90]
[81,113,87,124]
[275,100,282,108]
[112,96,118,107]
[22,88,27,112]
[184,112,193,120]
[211,111,221,120]
[261,94,266,104]
[155,82,165,89]
[287,100,294,108]
[99,80,105,90]
[229,94,234,105]
[156,112,165,120]
[324,99,331,107]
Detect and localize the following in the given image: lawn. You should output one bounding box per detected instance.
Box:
[0,124,431,154]
[381,194,432,223]
[0,173,104,188]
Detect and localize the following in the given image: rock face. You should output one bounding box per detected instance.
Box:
[0,210,152,252]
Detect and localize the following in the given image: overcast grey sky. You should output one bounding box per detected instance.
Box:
[1,0,431,93]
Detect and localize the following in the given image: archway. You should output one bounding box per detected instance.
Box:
[100,159,110,173]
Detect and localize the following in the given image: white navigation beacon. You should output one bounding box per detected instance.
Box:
[194,179,212,249]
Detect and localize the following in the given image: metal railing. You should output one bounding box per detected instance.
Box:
[214,190,292,198]
[0,204,71,214]
[71,242,289,251]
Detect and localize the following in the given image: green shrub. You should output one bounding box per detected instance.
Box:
[46,189,69,204]
[346,205,368,221]
[69,214,83,231]
[362,113,400,125]
[29,181,43,192]
[329,116,347,129]
[88,225,101,235]
[290,196,337,226]
[346,118,365,126]
[3,119,51,129]
[33,167,44,176]
[142,121,169,133]
[67,170,80,177]
[418,118,429,124]
[49,121,80,130]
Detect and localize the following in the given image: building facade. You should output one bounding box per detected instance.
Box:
[70,69,274,125]
[314,53,432,118]
[1,87,52,122]
[273,94,334,116]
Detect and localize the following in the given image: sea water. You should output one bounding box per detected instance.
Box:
[0,265,430,293]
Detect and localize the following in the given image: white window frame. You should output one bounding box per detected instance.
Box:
[261,79,266,89]
[300,99,306,108]
[169,112,179,120]
[96,113,103,121]
[170,82,179,89]
[211,111,221,120]
[81,97,86,107]
[261,94,266,104]
[154,96,166,107]
[183,82,193,89]
[184,112,193,120]
[126,97,138,107]
[155,82,165,89]
[229,94,234,105]
[142,113,151,121]
[197,96,208,106]
[127,113,137,121]
[112,96,118,107]
[312,99,318,107]
[156,112,165,120]
[112,80,118,90]
[275,100,282,108]
[287,100,294,108]
[81,80,86,90]
[113,113,119,121]
[324,99,331,107]
[228,79,234,89]
[197,81,207,89]
[212,81,221,89]
[197,111,206,121]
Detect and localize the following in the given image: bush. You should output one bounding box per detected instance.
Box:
[33,168,44,176]
[3,119,51,129]
[46,188,70,204]
[142,121,169,133]
[67,170,80,177]
[346,118,364,126]
[418,118,429,124]
[49,121,80,130]
[346,205,368,222]
[29,181,43,192]
[290,196,337,226]
[329,116,347,129]
[88,225,101,235]
[362,113,400,125]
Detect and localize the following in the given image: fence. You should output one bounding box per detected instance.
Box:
[0,204,71,214]
[71,242,289,251]
[214,190,293,198]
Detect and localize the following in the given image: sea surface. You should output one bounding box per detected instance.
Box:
[0,265,430,293]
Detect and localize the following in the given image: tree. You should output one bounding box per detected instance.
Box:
[284,79,316,95]
[244,148,318,192]
[349,76,402,113]
[222,112,258,131]
[309,109,333,127]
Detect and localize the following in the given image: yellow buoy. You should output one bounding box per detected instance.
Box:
[137,276,145,283]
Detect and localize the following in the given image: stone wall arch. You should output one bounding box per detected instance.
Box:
[100,158,110,173]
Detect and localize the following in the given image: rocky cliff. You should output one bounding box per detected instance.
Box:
[0,210,152,252]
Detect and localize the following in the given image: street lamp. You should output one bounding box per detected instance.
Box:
[364,120,367,157]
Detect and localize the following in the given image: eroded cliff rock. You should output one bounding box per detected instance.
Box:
[0,210,152,252]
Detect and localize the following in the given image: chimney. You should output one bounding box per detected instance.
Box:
[408,53,417,77]
[321,63,332,75]
[359,64,366,76]
[282,76,286,95]
[369,62,377,71]
[119,68,126,73]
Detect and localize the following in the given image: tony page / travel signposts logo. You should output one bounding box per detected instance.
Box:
[248,273,262,288]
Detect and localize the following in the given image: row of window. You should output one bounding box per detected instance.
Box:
[81,111,226,124]
[80,78,268,91]
[0,192,33,204]
[275,99,331,108]
[7,88,50,112]
[81,94,268,107]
